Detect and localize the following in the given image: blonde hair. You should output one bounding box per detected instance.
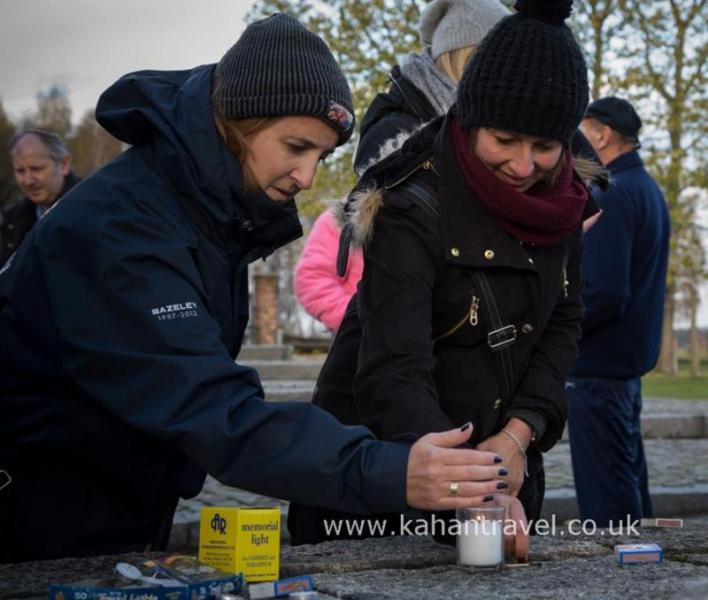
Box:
[435,45,475,83]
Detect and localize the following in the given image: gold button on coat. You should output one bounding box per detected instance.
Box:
[494,398,502,410]
[451,247,460,257]
[522,323,534,334]
[484,249,495,260]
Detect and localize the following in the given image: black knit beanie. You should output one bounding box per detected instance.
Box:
[456,0,588,144]
[215,13,355,145]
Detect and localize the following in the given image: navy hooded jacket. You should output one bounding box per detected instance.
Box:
[572,150,670,379]
[0,65,407,560]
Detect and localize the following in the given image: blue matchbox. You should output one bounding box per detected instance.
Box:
[615,543,664,566]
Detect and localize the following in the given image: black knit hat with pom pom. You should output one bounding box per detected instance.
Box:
[456,0,588,143]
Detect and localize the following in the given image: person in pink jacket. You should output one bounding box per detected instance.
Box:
[294,208,363,332]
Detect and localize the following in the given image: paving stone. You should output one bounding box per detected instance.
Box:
[544,438,708,489]
[643,398,708,413]
[262,380,316,402]
[238,344,294,361]
[245,357,325,380]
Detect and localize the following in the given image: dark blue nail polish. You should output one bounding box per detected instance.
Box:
[494,456,503,463]
[483,495,494,502]
[499,468,508,476]
[497,481,509,490]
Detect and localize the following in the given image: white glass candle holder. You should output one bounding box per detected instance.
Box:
[456,506,505,570]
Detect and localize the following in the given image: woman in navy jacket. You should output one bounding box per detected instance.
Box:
[0,14,517,562]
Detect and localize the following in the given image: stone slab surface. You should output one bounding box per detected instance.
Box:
[285,528,708,599]
[0,552,163,600]
[4,526,708,600]
[312,559,708,600]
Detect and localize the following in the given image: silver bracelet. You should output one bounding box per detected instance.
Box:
[501,428,529,478]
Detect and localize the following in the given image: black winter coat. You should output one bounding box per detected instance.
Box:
[353,66,438,174]
[325,115,594,450]
[0,172,80,266]
[289,116,597,544]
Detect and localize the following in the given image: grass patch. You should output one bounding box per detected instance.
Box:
[642,362,708,400]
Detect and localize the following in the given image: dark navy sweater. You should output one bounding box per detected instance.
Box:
[573,151,670,379]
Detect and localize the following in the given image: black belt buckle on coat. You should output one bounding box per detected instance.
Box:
[0,469,11,492]
[487,324,517,351]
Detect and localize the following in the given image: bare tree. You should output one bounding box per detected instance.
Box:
[0,100,18,208]
[33,85,73,139]
[572,0,624,99]
[67,110,123,178]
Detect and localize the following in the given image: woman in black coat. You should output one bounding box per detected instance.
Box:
[290,0,603,545]
[353,0,510,174]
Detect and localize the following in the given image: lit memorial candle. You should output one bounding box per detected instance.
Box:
[456,506,505,570]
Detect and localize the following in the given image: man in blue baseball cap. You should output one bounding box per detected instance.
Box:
[567,96,670,527]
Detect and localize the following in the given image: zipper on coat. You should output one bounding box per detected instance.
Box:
[433,291,480,342]
[384,159,435,190]
[561,255,569,299]
[469,295,480,326]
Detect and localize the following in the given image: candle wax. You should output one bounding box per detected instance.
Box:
[458,518,503,567]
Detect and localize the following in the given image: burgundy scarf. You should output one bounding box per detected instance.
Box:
[450,117,588,246]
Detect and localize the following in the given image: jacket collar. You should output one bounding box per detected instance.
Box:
[606,150,643,174]
[434,114,538,271]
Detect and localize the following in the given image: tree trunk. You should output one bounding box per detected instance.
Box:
[657,287,677,374]
[253,273,280,345]
[689,287,701,377]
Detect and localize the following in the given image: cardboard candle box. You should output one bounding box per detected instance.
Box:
[640,518,684,528]
[199,507,280,583]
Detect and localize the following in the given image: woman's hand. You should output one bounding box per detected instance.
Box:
[494,494,530,562]
[476,419,533,497]
[406,424,509,511]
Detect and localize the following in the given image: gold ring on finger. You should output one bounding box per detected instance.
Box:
[449,481,459,497]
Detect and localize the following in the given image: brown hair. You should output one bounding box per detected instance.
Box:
[211,71,278,193]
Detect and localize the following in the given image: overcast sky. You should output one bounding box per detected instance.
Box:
[0,0,253,124]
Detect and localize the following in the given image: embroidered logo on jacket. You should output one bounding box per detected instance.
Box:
[150,301,198,321]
